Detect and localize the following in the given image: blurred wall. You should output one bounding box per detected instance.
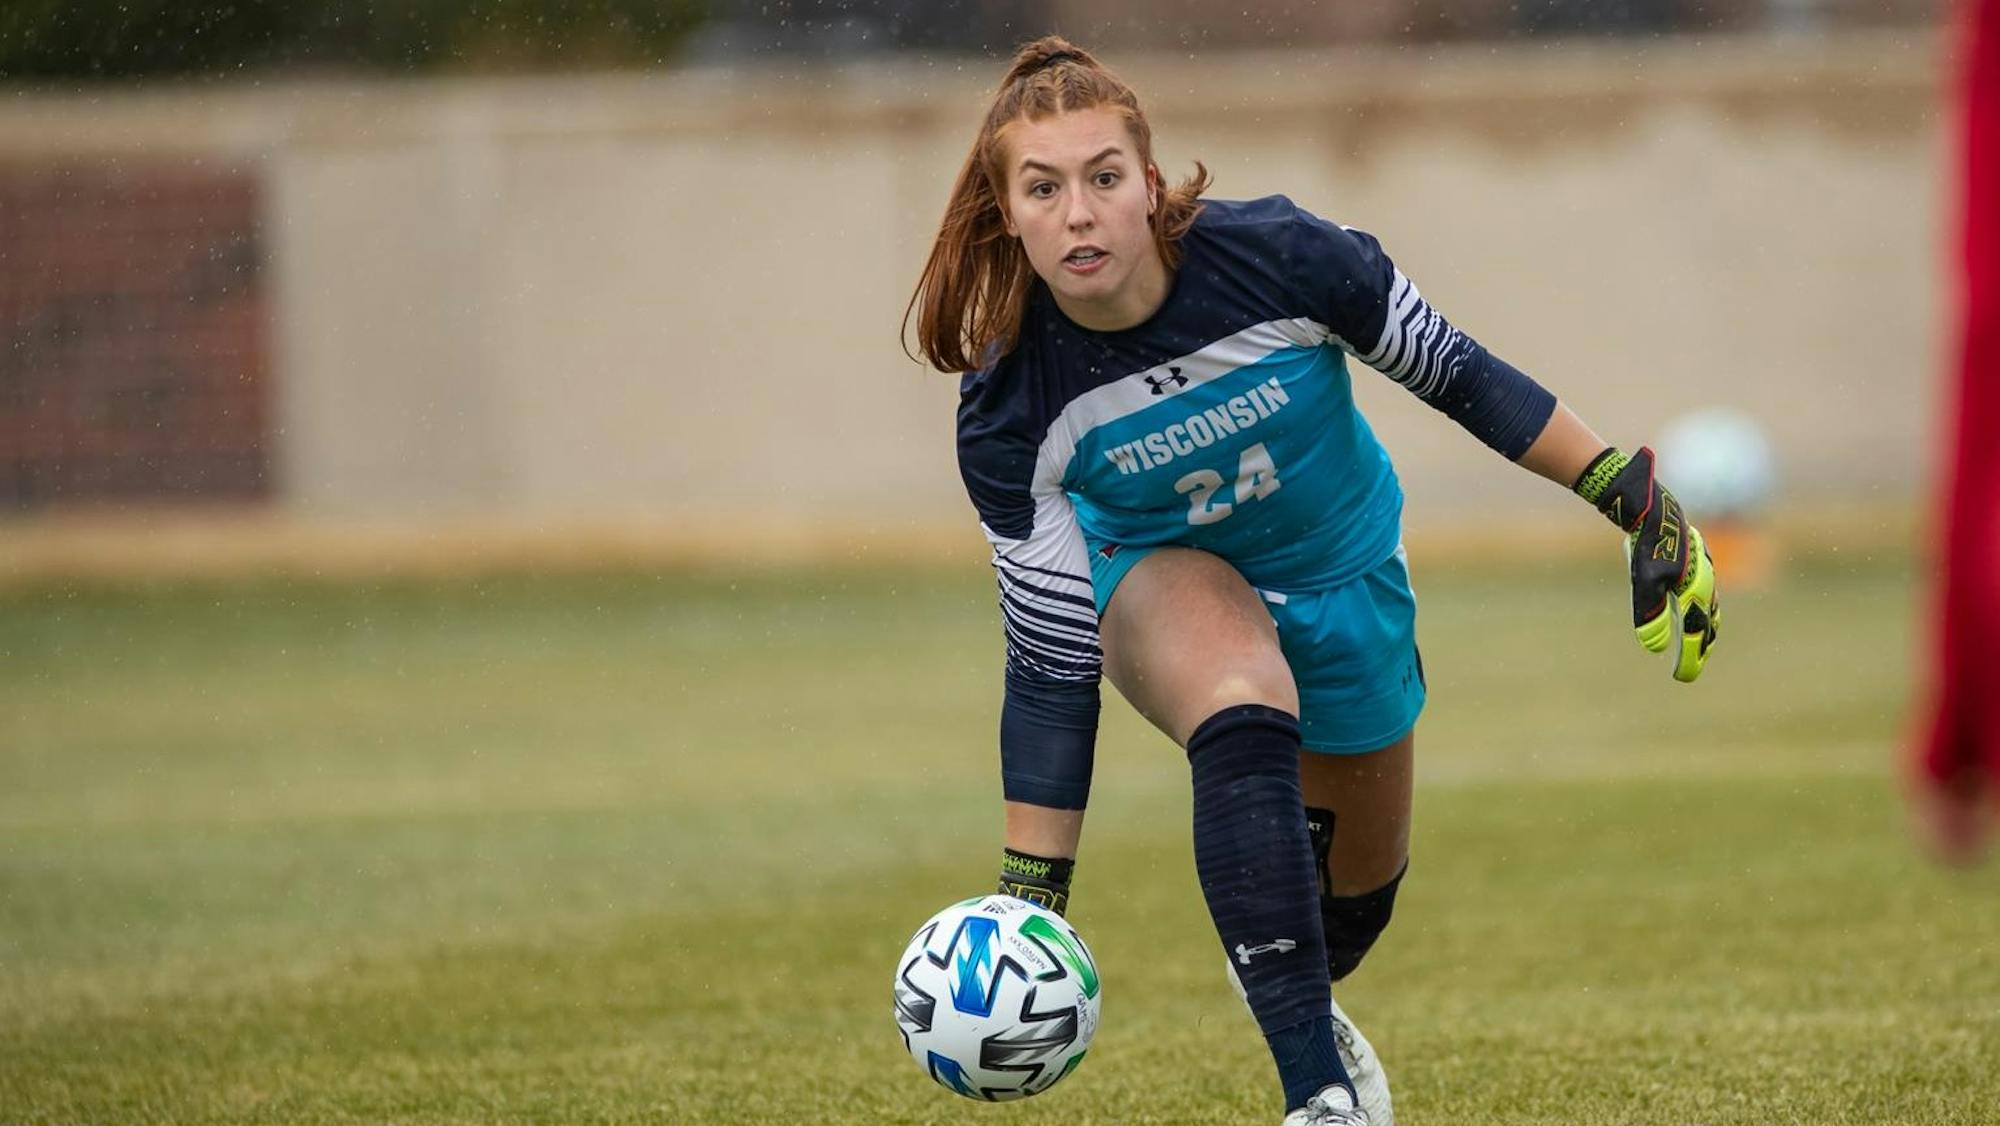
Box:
[0,31,1940,536]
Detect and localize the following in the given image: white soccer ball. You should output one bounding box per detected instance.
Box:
[1658,407,1778,520]
[891,895,1101,1101]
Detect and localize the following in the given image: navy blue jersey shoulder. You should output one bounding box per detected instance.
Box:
[957,362,1046,542]
[1175,194,1398,356]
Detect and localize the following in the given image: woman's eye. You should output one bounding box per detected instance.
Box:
[1031,182,1056,198]
[1095,172,1119,188]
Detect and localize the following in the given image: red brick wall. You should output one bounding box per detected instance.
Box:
[0,161,271,510]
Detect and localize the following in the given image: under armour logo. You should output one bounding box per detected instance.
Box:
[1143,366,1188,395]
[1234,938,1298,965]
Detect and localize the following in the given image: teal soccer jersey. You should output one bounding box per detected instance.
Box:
[957,195,1554,804]
[1061,313,1401,612]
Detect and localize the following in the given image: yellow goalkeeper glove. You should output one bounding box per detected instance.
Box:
[1573,446,1721,683]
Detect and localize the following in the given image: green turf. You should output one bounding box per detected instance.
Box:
[2,552,1995,1124]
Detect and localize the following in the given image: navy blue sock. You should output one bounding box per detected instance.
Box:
[1268,1015,1348,1112]
[1187,704,1351,1110]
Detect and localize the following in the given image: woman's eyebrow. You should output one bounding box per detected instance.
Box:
[1017,145,1126,175]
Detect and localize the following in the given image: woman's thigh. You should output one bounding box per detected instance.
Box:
[1098,547,1297,748]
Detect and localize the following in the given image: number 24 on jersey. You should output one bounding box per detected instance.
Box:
[1174,442,1281,526]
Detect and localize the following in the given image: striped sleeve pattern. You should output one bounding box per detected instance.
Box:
[981,488,1102,683]
[1350,267,1477,404]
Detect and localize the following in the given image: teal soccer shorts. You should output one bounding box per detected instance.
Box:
[1091,545,1424,755]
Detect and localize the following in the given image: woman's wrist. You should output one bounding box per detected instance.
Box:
[1514,401,1610,489]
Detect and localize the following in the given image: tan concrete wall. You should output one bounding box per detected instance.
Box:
[0,31,1943,535]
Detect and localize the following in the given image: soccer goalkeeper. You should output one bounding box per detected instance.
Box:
[906,36,1721,1125]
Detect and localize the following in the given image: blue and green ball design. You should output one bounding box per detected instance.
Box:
[892,894,1101,1101]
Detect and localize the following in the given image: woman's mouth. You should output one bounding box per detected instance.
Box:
[1063,248,1107,274]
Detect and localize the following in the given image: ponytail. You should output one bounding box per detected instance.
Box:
[903,36,1210,373]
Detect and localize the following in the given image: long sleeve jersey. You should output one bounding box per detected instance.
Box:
[955,195,1554,808]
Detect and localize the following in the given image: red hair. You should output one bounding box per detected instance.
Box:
[903,36,1210,373]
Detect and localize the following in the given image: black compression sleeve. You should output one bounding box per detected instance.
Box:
[998,666,1099,811]
[1430,344,1559,461]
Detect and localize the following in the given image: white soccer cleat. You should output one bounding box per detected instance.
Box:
[1281,1082,1369,1125]
[1325,991,1391,1125]
[1227,961,1393,1126]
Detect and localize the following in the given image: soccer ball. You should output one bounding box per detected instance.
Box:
[891,895,1101,1101]
[1658,407,1777,520]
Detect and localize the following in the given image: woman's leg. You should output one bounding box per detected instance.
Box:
[1100,548,1350,1115]
[1300,734,1412,984]
[1099,548,1297,742]
[1300,734,1412,894]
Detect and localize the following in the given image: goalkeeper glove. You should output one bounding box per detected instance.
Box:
[1573,446,1721,683]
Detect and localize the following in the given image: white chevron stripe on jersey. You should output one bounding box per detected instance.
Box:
[996,589,1100,677]
[978,480,1102,681]
[997,572,1099,647]
[1356,269,1467,401]
[1033,316,1330,500]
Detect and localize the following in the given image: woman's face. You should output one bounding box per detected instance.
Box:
[1001,107,1164,331]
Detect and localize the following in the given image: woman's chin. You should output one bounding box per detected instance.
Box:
[1049,274,1117,312]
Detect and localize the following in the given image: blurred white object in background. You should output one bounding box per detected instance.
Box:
[1659,407,1780,587]
[1659,407,1779,519]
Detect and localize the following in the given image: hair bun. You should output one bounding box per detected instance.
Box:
[1001,36,1096,87]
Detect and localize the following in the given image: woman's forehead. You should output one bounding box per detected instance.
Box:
[1001,108,1138,170]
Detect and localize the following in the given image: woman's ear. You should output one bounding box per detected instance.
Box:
[995,181,1018,236]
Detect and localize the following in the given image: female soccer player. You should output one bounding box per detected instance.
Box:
[905,37,1721,1126]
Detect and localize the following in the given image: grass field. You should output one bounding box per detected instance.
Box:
[3,547,1997,1124]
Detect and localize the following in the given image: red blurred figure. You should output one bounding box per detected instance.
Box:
[1916,0,2000,862]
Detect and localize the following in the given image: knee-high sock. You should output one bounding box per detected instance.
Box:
[1188,704,1350,1109]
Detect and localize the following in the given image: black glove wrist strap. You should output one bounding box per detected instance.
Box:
[1583,448,1661,534]
[1573,446,1631,506]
